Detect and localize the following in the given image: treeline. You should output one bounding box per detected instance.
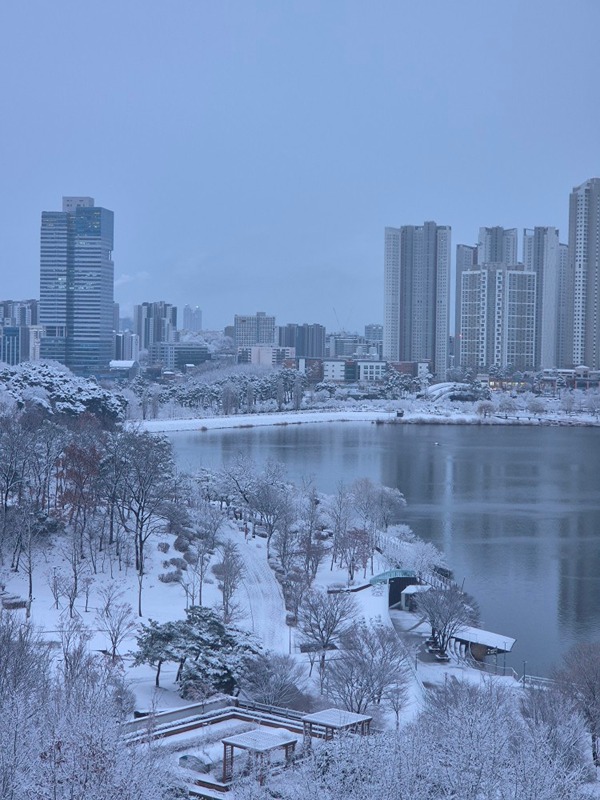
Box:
[0,613,176,799]
[236,677,596,799]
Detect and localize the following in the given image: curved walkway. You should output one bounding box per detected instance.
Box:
[222,523,289,654]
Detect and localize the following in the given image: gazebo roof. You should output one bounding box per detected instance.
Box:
[301,708,372,728]
[221,728,298,753]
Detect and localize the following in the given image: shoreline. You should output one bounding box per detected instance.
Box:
[134,407,600,434]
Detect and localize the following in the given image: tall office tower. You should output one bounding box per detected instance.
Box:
[40,197,114,373]
[183,305,202,332]
[133,301,178,351]
[234,311,275,348]
[383,221,451,379]
[522,227,561,369]
[567,178,600,369]
[477,227,518,266]
[459,263,536,372]
[454,244,478,368]
[278,323,326,357]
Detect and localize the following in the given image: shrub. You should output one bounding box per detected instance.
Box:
[158,569,182,584]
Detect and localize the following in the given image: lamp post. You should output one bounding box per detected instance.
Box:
[522,660,527,684]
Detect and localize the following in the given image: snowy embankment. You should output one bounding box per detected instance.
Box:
[136,409,398,433]
[133,405,600,434]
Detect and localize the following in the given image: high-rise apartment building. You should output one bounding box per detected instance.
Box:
[40,197,114,373]
[182,305,202,332]
[557,242,570,368]
[133,301,178,351]
[0,299,38,327]
[383,221,450,378]
[459,263,536,372]
[523,227,563,369]
[234,311,275,348]
[567,178,600,369]
[477,227,518,266]
[278,323,325,358]
[454,244,478,368]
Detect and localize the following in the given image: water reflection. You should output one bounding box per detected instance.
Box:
[169,423,600,676]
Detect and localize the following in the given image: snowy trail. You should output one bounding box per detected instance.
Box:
[222,524,289,654]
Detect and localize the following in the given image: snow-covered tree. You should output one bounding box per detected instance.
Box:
[326,619,409,714]
[175,605,259,698]
[298,589,356,691]
[212,541,245,623]
[115,430,179,616]
[415,584,479,653]
[554,640,600,766]
[243,652,305,707]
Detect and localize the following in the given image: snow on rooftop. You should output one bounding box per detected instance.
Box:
[402,584,431,595]
[221,728,298,752]
[454,625,516,652]
[302,708,372,727]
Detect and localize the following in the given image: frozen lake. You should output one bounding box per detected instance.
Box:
[168,421,600,677]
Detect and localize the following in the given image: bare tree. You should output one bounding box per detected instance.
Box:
[326,620,409,713]
[250,480,293,559]
[193,499,225,550]
[298,589,356,692]
[178,537,212,608]
[59,428,103,557]
[60,530,91,619]
[296,483,326,580]
[116,430,178,616]
[351,477,379,535]
[95,585,138,662]
[281,570,311,622]
[243,652,305,707]
[325,481,353,570]
[385,677,409,729]
[212,541,245,623]
[0,415,34,563]
[416,584,479,654]
[373,485,406,531]
[554,640,600,765]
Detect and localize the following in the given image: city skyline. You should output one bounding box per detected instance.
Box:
[4,174,598,376]
[1,2,599,331]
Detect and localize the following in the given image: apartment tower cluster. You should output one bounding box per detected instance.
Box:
[383,178,600,378]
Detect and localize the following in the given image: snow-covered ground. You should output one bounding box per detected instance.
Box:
[135,403,600,434]
[137,409,397,433]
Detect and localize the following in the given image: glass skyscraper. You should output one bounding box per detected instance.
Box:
[40,197,114,374]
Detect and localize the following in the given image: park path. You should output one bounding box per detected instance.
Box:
[222,523,289,654]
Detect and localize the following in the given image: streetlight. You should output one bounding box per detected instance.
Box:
[523,660,527,684]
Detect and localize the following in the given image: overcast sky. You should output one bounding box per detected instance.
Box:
[1,1,599,332]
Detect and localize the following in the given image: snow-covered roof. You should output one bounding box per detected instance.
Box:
[402,584,431,595]
[109,360,137,368]
[221,729,297,752]
[453,625,516,652]
[302,708,372,727]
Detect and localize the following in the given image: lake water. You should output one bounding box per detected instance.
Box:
[168,421,600,677]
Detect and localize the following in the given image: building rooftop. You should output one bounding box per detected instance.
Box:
[221,728,298,753]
